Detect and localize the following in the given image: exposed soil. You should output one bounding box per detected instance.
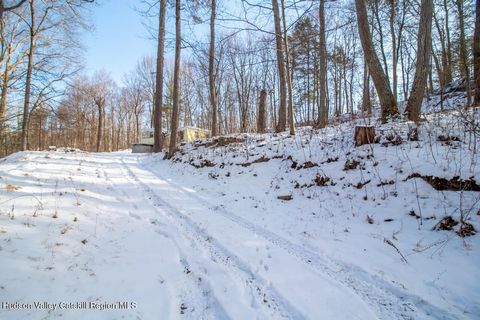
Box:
[406,173,480,191]
[456,223,476,237]
[314,175,331,186]
[437,135,461,142]
[296,161,318,170]
[189,159,216,168]
[344,159,361,171]
[377,180,395,187]
[239,155,281,167]
[354,180,371,189]
[433,216,458,231]
[195,137,246,148]
[293,175,333,189]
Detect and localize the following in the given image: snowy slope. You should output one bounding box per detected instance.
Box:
[0,109,479,319]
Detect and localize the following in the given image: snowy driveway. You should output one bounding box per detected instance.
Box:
[0,151,475,319]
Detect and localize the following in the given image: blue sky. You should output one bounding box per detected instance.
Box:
[82,0,156,84]
[81,0,277,85]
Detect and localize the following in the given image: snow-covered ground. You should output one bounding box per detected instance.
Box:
[0,110,479,319]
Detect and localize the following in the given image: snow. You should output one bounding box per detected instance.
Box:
[1,109,479,319]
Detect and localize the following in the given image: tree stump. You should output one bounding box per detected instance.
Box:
[354,126,375,146]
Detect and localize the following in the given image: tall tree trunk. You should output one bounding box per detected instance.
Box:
[474,0,480,106]
[95,97,105,152]
[257,90,267,133]
[404,0,433,121]
[168,0,181,158]
[21,0,35,151]
[281,0,294,135]
[372,0,390,85]
[307,44,311,123]
[272,0,287,132]
[0,52,10,134]
[389,0,397,102]
[317,0,328,128]
[433,11,447,87]
[443,0,453,84]
[135,113,140,143]
[456,0,471,106]
[355,0,398,121]
[153,0,166,152]
[209,0,218,137]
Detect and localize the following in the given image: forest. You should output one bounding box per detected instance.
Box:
[0,0,479,157]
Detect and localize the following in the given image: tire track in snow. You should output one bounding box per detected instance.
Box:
[99,155,228,320]
[119,156,306,320]
[137,157,455,320]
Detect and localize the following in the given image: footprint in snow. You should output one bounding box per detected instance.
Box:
[129,212,141,220]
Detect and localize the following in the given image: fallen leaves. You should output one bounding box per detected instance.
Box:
[3,184,21,191]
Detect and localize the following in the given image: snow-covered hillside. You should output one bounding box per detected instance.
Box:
[0,109,479,319]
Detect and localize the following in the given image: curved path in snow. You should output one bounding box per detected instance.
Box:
[0,151,459,319]
[114,153,450,320]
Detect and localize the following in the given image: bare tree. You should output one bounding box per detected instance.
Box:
[168,0,181,158]
[257,89,267,133]
[475,0,480,106]
[0,12,27,133]
[91,72,115,152]
[20,0,92,150]
[317,0,328,127]
[124,70,147,143]
[404,0,433,121]
[361,58,371,115]
[136,56,156,127]
[355,0,398,121]
[455,0,471,106]
[280,0,294,135]
[272,0,287,132]
[94,95,105,152]
[153,0,166,152]
[209,0,218,137]
[20,0,36,151]
[0,0,27,20]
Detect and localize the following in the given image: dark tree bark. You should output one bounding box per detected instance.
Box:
[280,0,294,135]
[272,0,287,132]
[473,0,480,106]
[443,0,453,84]
[362,58,371,115]
[389,0,396,100]
[355,0,398,121]
[404,0,433,121]
[21,0,35,151]
[257,90,267,133]
[209,0,218,136]
[168,0,181,158]
[0,48,11,133]
[153,0,166,152]
[0,14,24,132]
[94,96,105,152]
[456,0,471,106]
[317,0,328,128]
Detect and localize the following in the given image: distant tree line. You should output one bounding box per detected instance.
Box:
[0,0,478,158]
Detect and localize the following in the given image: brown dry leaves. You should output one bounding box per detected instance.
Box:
[3,184,21,191]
